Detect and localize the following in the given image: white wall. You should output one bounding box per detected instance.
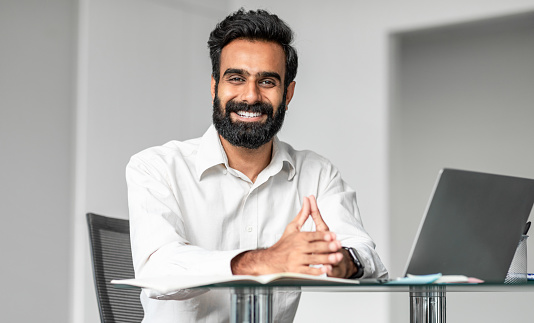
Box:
[0,1,76,322]
[390,12,534,322]
[73,0,229,322]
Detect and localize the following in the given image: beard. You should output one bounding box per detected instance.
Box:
[212,91,286,150]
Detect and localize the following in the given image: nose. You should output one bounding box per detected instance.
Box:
[241,82,261,104]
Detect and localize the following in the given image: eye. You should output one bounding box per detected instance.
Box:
[259,79,277,88]
[228,76,245,83]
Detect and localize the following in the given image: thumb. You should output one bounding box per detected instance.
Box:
[308,195,330,232]
[287,196,311,233]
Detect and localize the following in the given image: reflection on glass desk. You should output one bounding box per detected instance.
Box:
[113,277,534,323]
[204,281,534,323]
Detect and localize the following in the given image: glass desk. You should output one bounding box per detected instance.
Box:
[199,281,534,323]
[113,277,534,323]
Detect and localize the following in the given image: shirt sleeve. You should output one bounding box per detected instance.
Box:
[316,162,389,279]
[126,155,245,298]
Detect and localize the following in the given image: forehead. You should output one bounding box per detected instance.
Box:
[220,39,286,78]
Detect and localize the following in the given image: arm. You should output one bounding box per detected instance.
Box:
[127,157,245,283]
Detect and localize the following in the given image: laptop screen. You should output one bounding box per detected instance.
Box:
[404,168,534,283]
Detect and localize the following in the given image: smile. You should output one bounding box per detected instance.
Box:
[236,111,262,118]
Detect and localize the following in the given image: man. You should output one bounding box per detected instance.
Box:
[127,8,388,322]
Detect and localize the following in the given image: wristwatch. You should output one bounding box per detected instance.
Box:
[342,247,365,279]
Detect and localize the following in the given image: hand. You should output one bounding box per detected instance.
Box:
[308,195,358,279]
[231,196,343,276]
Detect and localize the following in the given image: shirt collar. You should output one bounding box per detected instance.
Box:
[195,125,296,181]
[195,125,228,181]
[270,136,296,181]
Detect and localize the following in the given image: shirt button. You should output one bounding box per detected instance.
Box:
[246,226,253,232]
[223,169,228,175]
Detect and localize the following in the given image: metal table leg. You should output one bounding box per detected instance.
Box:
[410,286,446,323]
[231,287,273,323]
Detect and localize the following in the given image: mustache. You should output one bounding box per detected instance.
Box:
[224,100,274,116]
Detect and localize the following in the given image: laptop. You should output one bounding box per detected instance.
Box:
[403,168,534,283]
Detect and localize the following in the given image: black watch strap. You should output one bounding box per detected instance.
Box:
[342,247,365,279]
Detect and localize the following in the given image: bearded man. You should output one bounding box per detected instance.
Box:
[127,8,388,323]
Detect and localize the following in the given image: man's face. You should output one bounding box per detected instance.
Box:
[211,39,295,149]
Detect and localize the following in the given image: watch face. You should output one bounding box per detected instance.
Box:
[344,247,364,278]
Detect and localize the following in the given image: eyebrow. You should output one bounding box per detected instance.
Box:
[223,68,282,82]
[258,71,282,82]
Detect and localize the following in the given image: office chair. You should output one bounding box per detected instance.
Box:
[87,213,144,323]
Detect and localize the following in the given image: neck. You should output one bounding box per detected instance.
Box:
[219,135,273,183]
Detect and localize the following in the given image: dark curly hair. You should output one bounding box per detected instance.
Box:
[207,8,298,89]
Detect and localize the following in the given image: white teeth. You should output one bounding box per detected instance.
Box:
[237,111,261,118]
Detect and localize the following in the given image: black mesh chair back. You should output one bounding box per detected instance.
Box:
[87,213,144,323]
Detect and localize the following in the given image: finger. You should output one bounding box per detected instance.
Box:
[298,231,338,243]
[303,239,342,254]
[304,252,343,266]
[285,197,310,234]
[308,195,330,232]
[293,196,311,230]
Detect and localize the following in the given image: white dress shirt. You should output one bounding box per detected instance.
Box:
[126,125,388,323]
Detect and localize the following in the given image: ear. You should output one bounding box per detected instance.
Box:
[210,75,216,103]
[284,81,296,109]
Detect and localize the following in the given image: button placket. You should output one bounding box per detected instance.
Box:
[241,187,258,250]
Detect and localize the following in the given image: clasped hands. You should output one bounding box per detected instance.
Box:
[231,195,356,278]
